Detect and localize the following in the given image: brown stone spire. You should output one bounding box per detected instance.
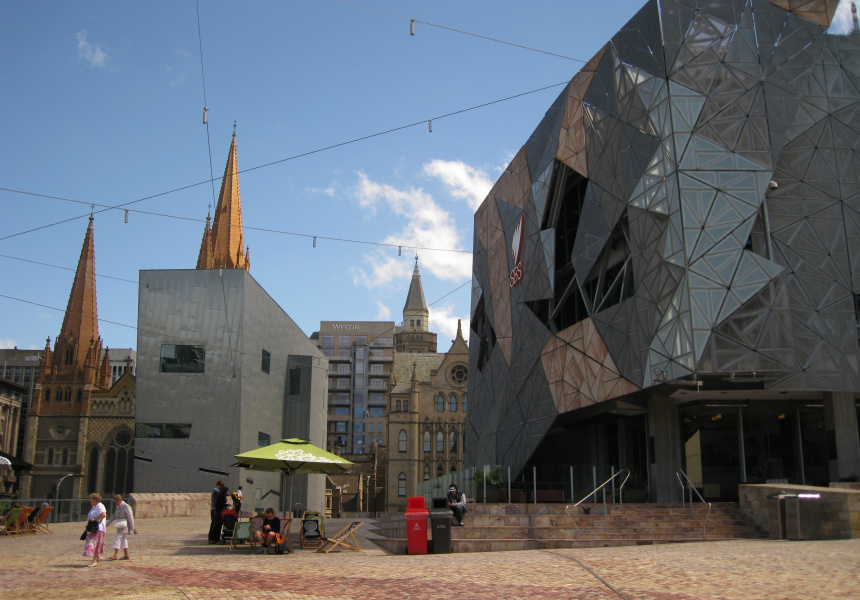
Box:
[197,133,250,271]
[54,216,101,373]
[196,213,213,269]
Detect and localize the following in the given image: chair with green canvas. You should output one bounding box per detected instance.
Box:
[230,520,256,551]
[0,507,23,535]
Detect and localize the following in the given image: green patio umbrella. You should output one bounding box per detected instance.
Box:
[234,438,352,514]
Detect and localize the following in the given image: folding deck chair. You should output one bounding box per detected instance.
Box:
[33,506,54,533]
[7,507,33,535]
[230,520,256,551]
[0,507,23,535]
[316,521,363,553]
[300,511,324,549]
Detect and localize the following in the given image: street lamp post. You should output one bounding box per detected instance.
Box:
[54,473,74,522]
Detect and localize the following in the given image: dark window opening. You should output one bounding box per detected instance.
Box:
[135,423,192,439]
[159,345,205,373]
[258,431,271,446]
[261,349,271,374]
[289,368,301,395]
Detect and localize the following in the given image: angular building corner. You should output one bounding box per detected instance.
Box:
[467,0,860,502]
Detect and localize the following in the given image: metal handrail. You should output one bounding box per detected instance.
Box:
[676,469,712,538]
[571,468,629,519]
[617,470,632,509]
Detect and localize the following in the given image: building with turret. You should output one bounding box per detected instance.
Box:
[20,217,136,500]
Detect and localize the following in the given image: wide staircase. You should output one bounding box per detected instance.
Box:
[368,502,765,554]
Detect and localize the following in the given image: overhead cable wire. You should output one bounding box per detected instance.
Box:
[327,0,586,63]
[0,277,472,376]
[0,80,566,244]
[0,189,473,255]
[195,0,218,211]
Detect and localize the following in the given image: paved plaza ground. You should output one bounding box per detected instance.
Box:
[0,516,857,599]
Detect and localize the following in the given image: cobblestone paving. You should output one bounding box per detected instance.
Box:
[0,517,857,599]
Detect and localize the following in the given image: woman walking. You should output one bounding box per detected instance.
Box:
[106,494,135,560]
[83,493,107,567]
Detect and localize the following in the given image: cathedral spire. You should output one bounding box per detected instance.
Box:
[403,257,429,331]
[55,216,100,373]
[197,133,250,271]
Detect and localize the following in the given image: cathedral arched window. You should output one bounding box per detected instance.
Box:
[103,428,133,496]
[87,447,99,495]
[76,389,82,403]
[436,431,444,452]
[423,431,431,453]
[403,399,408,411]
[61,447,69,465]
[398,430,407,452]
[65,388,72,402]
[65,348,73,365]
[395,400,401,411]
[44,389,51,402]
[398,473,407,496]
[450,431,457,453]
[462,394,467,412]
[424,464,431,481]
[449,394,457,412]
[46,447,55,465]
[436,393,444,412]
[437,463,444,477]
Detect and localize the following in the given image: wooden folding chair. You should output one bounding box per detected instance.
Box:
[34,506,54,533]
[316,521,363,553]
[0,507,23,535]
[278,516,292,553]
[230,520,256,551]
[7,507,33,535]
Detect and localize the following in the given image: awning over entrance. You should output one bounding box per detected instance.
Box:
[0,450,33,471]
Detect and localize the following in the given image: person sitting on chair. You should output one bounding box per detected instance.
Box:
[447,484,467,526]
[255,508,280,554]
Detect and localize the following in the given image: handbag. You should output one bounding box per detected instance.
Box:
[114,519,128,529]
[85,520,99,533]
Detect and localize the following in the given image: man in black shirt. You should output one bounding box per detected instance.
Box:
[255,508,281,554]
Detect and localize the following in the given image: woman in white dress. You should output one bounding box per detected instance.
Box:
[83,493,107,567]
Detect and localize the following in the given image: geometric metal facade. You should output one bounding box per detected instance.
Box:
[467,0,859,474]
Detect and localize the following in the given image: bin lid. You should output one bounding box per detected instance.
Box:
[431,497,448,510]
[406,496,428,512]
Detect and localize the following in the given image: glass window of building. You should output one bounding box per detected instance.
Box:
[463,395,467,412]
[320,335,334,350]
[403,399,409,411]
[437,394,444,412]
[338,335,351,348]
[355,362,365,374]
[354,390,365,403]
[424,465,431,481]
[369,392,384,404]
[289,368,301,395]
[450,431,457,452]
[336,407,349,416]
[135,423,193,439]
[355,347,366,360]
[336,422,347,432]
[398,473,406,496]
[338,348,350,358]
[370,364,383,375]
[258,431,271,446]
[354,435,364,445]
[423,432,431,452]
[449,394,457,412]
[355,335,368,345]
[337,364,349,374]
[436,431,444,452]
[395,400,401,411]
[337,392,350,403]
[354,422,364,432]
[355,376,366,390]
[398,430,407,452]
[368,407,383,417]
[367,423,374,433]
[378,435,383,445]
[261,349,271,374]
[159,344,205,373]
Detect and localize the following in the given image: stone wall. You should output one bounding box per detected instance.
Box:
[739,484,860,540]
[129,493,210,518]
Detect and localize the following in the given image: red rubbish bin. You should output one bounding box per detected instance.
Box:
[405,496,429,555]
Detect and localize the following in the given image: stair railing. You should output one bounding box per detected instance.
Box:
[617,469,632,509]
[676,469,712,539]
[570,468,629,520]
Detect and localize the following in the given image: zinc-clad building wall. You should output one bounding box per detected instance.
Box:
[134,269,328,512]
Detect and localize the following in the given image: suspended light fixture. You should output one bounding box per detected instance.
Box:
[124,209,129,223]
[429,119,433,132]
[410,19,415,35]
[313,236,317,248]
[203,107,208,124]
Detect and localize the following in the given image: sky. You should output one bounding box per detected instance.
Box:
[1,0,856,354]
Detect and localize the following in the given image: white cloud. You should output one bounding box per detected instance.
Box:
[350,172,471,288]
[429,305,467,343]
[423,160,493,211]
[374,301,392,321]
[0,339,17,349]
[306,187,336,197]
[829,0,855,35]
[77,30,108,68]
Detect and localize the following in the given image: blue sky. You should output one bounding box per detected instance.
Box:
[1,0,855,353]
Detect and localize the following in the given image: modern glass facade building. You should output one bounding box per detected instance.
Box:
[468,0,860,502]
